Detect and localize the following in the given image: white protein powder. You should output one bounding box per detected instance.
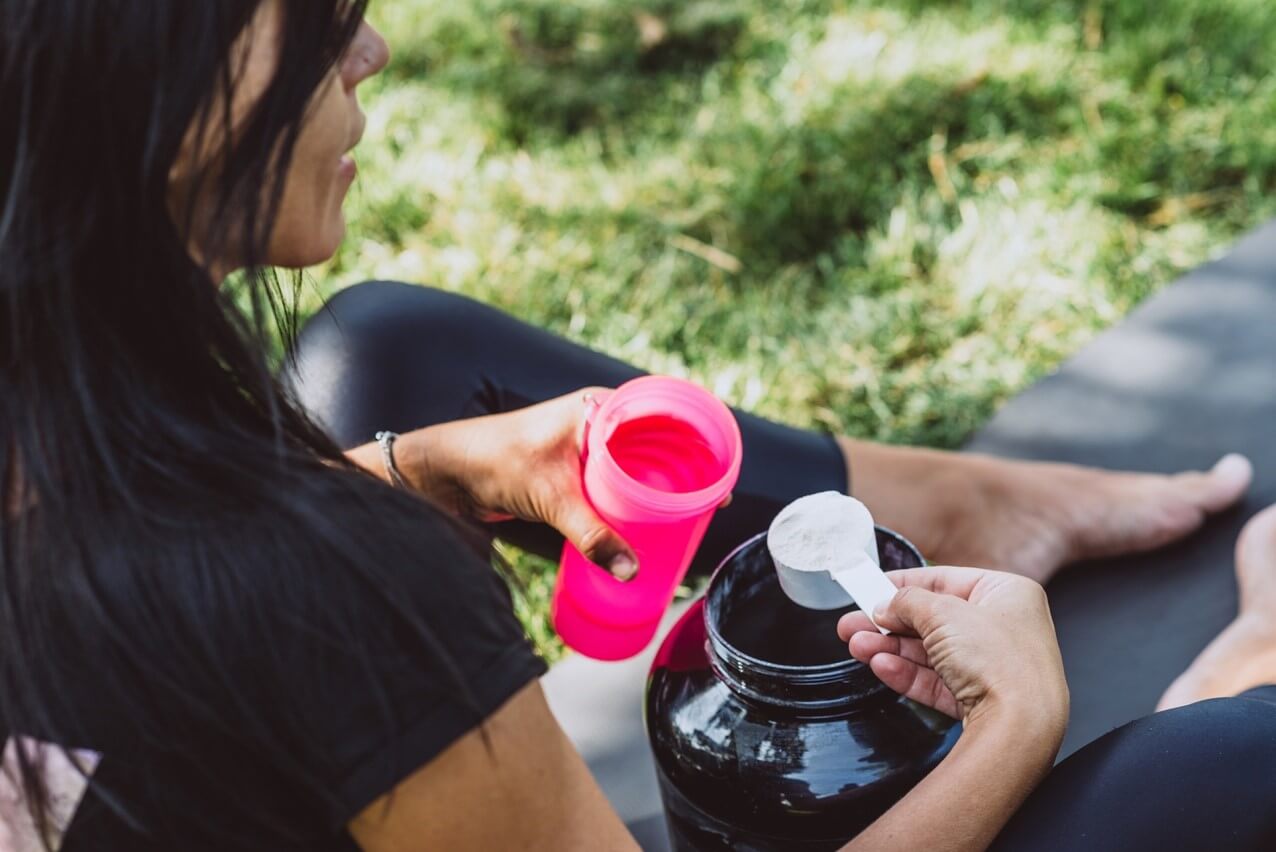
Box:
[767,492,895,623]
[767,491,877,575]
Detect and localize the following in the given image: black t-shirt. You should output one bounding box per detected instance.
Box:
[1,476,547,850]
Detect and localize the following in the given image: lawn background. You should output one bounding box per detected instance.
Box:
[306,0,1276,660]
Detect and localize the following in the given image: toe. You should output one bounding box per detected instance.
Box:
[1173,453,1253,514]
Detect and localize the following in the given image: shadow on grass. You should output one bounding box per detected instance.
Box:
[890,0,1276,93]
[389,0,747,143]
[705,69,1081,268]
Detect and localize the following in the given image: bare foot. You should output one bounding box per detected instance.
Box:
[1158,504,1276,710]
[840,439,1252,584]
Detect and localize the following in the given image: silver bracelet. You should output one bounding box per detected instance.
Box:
[375,431,409,489]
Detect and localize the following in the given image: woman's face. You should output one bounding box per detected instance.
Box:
[169,0,390,280]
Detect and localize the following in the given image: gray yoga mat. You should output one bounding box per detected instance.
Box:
[543,220,1276,848]
[966,220,1276,757]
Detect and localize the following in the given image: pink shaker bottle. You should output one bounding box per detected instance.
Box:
[551,376,743,660]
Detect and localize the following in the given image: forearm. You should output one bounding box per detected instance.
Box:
[841,710,1062,852]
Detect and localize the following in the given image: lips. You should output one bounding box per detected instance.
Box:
[338,153,358,182]
[337,112,366,183]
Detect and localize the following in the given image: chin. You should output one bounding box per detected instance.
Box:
[310,233,345,266]
[314,216,347,262]
[276,223,346,269]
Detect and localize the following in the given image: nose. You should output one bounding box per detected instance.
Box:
[341,21,391,90]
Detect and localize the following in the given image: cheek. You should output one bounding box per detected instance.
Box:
[265,92,352,267]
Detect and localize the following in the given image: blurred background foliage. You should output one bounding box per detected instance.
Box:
[305,0,1276,659]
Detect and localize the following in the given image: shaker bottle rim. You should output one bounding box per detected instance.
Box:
[586,376,742,518]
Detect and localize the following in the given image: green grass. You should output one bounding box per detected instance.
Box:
[308,0,1276,661]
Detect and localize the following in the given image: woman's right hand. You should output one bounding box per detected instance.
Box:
[836,569,1069,852]
[836,567,1069,737]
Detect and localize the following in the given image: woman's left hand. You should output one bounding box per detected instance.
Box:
[352,388,642,580]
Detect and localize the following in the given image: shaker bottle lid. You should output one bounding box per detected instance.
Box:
[767,492,897,632]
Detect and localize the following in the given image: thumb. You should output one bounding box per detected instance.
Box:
[556,502,639,581]
[1174,453,1253,514]
[873,585,956,637]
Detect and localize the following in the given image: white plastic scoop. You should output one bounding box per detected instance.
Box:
[767,491,898,632]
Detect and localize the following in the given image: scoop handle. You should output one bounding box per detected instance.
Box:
[830,557,898,635]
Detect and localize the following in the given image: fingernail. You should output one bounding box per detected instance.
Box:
[872,603,889,622]
[609,554,638,582]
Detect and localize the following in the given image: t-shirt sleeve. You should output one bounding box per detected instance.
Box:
[255,506,549,828]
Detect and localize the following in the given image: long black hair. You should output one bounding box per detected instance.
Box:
[1,1,487,846]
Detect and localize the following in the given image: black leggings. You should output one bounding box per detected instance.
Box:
[287,281,1276,851]
[285,279,846,575]
[993,685,1276,850]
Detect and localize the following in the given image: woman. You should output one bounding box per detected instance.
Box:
[0,1,1269,849]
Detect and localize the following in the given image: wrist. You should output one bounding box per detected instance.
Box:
[966,692,1067,760]
[385,426,467,506]
[374,431,411,489]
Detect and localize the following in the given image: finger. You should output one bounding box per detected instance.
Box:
[873,586,961,636]
[868,654,960,719]
[719,493,734,509]
[837,611,875,641]
[847,630,902,664]
[849,631,928,666]
[1173,453,1252,514]
[553,499,638,581]
[570,386,615,449]
[880,566,992,602]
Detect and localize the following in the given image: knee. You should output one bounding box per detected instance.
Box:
[289,281,493,385]
[284,281,495,438]
[1101,698,1276,838]
[994,696,1276,850]
[1086,694,1276,811]
[1160,695,1276,769]
[304,280,491,359]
